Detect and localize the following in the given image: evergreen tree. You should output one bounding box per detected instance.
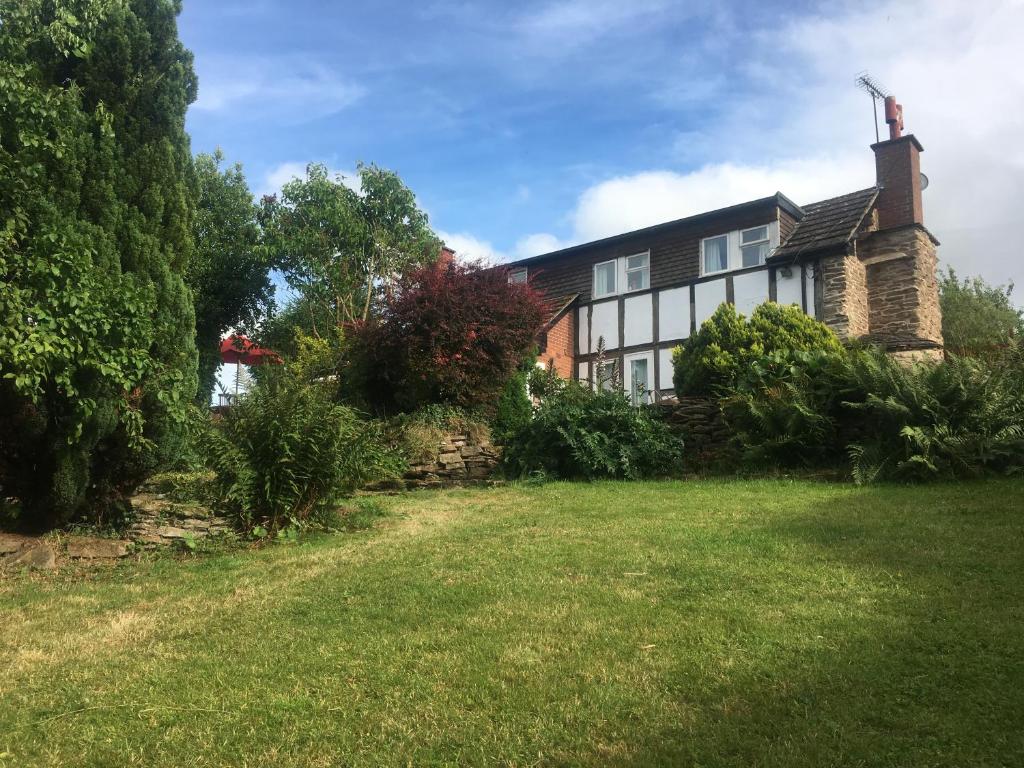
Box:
[0,0,198,527]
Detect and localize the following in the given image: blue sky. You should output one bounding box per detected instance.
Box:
[179,0,1024,288]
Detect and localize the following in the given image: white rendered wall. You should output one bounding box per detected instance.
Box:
[591,300,618,351]
[733,270,770,317]
[804,266,817,318]
[577,306,588,353]
[658,287,689,341]
[776,268,803,308]
[658,348,674,390]
[623,294,653,347]
[577,362,589,383]
[694,279,727,328]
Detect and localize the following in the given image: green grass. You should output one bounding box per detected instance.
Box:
[2,479,1023,767]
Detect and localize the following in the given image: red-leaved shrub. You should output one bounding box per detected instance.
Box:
[352,260,548,413]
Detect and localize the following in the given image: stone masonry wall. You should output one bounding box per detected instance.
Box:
[653,397,734,469]
[375,430,501,491]
[819,252,869,340]
[860,225,943,347]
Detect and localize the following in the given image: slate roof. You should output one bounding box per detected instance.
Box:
[771,187,879,261]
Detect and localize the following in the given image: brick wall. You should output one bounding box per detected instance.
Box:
[539,311,575,377]
[872,136,924,230]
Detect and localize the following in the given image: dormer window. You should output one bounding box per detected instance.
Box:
[508,267,528,284]
[593,252,650,298]
[740,226,770,267]
[700,222,778,275]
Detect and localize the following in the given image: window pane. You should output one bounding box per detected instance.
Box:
[741,242,769,267]
[630,359,649,404]
[741,226,768,244]
[626,253,648,270]
[703,235,728,273]
[594,261,616,296]
[508,268,527,284]
[626,267,649,291]
[598,361,616,391]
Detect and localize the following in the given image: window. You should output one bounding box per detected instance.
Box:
[593,260,617,298]
[625,253,650,291]
[740,226,770,268]
[700,222,778,275]
[623,351,654,405]
[508,267,528,284]
[702,235,729,274]
[593,252,650,298]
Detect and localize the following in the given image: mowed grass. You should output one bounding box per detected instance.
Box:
[2,480,1023,767]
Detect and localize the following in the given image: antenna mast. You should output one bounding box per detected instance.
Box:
[855,72,888,143]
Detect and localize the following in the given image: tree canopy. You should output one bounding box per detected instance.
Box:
[260,163,441,333]
[190,150,272,403]
[939,267,1023,356]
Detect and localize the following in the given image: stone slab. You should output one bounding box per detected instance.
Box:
[66,537,131,559]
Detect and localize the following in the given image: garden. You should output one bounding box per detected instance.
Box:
[2,3,1024,765]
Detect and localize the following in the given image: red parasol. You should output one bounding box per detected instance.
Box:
[219,335,282,399]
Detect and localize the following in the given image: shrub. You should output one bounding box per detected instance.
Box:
[352,260,548,414]
[204,375,404,533]
[502,383,683,480]
[673,302,843,396]
[722,342,1024,482]
[492,370,533,443]
[845,345,1024,483]
[387,405,490,464]
[721,349,853,468]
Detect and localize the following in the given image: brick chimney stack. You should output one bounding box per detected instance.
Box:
[872,133,925,231]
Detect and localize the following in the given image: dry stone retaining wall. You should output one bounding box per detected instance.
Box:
[372,431,501,491]
[653,397,735,469]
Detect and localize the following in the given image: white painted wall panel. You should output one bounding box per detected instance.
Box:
[591,300,618,351]
[577,306,589,353]
[577,362,589,383]
[658,287,690,341]
[694,279,727,328]
[775,268,803,308]
[658,348,674,390]
[733,270,770,317]
[623,294,653,347]
[804,266,817,318]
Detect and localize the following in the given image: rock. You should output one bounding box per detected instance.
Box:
[11,542,57,570]
[460,444,480,457]
[66,537,131,559]
[437,452,462,464]
[0,533,27,556]
[155,525,192,540]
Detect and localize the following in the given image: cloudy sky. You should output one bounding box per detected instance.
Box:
[180,0,1024,294]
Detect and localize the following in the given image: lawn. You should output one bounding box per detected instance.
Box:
[2,479,1023,767]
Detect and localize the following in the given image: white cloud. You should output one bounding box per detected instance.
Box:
[193,57,364,123]
[258,162,359,198]
[512,232,570,259]
[437,231,506,263]
[522,0,1024,289]
[518,0,672,44]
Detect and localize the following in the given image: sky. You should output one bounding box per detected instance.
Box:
[179,0,1024,298]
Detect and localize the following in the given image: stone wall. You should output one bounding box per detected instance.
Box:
[819,251,869,339]
[373,430,501,491]
[652,397,734,469]
[860,225,943,348]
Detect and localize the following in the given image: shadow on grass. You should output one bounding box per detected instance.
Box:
[611,481,1024,767]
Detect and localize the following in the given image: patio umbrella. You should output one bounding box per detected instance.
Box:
[219,335,282,398]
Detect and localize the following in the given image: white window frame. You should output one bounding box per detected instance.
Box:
[593,251,651,298]
[508,267,528,284]
[592,259,618,298]
[739,225,770,268]
[623,350,654,405]
[700,234,730,276]
[622,251,650,293]
[699,222,779,276]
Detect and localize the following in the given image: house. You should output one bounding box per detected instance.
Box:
[506,99,943,403]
